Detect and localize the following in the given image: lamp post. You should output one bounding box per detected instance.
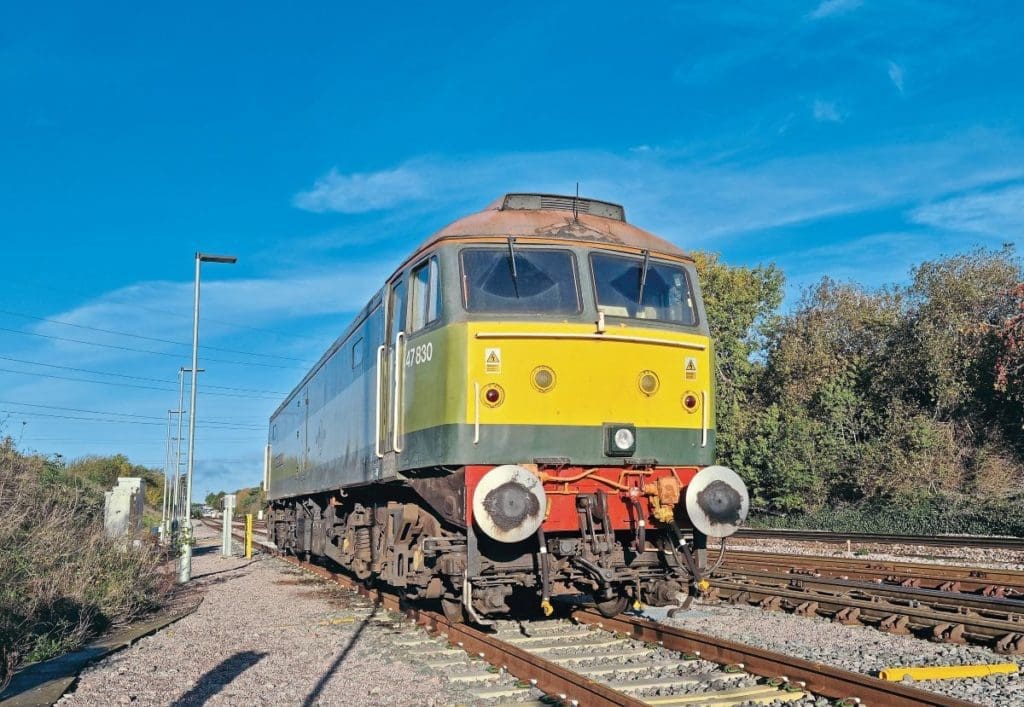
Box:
[179,252,237,583]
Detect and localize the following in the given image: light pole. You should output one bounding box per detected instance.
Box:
[179,252,237,583]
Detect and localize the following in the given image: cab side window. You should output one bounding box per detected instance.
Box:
[409,257,440,331]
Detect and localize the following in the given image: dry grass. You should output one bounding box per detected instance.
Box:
[0,439,172,690]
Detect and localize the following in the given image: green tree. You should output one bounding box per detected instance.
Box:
[891,245,1021,420]
[691,251,784,498]
[995,282,1024,405]
[758,279,904,508]
[64,455,166,509]
[749,246,1023,513]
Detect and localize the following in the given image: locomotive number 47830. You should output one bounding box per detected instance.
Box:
[405,342,433,367]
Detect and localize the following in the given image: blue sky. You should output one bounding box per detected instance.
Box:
[2,1,1023,498]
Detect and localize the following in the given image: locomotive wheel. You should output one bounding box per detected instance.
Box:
[595,595,629,618]
[441,598,465,624]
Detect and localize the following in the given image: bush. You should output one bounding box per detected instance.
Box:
[749,492,1024,537]
[0,440,171,689]
[64,454,167,510]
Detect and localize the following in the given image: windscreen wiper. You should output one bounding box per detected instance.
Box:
[507,236,520,296]
[637,249,650,306]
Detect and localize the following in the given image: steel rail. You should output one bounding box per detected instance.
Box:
[716,566,1024,614]
[733,528,1024,550]
[709,577,1024,653]
[206,519,641,706]
[279,553,643,706]
[722,550,1024,597]
[209,520,990,703]
[571,609,977,707]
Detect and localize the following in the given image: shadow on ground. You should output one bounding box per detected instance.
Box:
[301,601,381,707]
[169,650,267,707]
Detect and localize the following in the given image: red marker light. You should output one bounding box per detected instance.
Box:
[485,388,500,403]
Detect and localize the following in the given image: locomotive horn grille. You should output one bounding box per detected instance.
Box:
[501,193,626,222]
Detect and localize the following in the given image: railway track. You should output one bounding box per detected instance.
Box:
[708,573,1024,654]
[707,549,1024,653]
[733,528,1024,550]
[722,550,1024,598]
[204,519,975,706]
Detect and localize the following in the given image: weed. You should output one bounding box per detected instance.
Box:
[0,439,171,690]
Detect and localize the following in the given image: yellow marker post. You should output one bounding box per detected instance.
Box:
[244,513,253,559]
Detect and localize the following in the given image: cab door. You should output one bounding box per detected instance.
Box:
[378,278,406,473]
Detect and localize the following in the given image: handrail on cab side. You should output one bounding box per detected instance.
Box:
[475,331,707,351]
[392,332,405,453]
[374,344,385,459]
[700,391,708,448]
[473,381,481,444]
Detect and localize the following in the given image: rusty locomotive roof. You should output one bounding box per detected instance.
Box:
[409,193,688,260]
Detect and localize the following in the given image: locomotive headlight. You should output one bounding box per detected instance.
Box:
[604,423,636,456]
[614,428,634,450]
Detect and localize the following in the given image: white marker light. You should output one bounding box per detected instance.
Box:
[614,427,635,450]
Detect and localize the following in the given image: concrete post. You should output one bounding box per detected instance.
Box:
[222,494,236,557]
[103,478,146,542]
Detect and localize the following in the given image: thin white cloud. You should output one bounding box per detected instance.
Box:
[292,130,1024,250]
[887,60,905,94]
[812,98,845,123]
[910,183,1024,237]
[33,267,393,366]
[776,232,949,288]
[809,0,864,20]
[293,165,426,213]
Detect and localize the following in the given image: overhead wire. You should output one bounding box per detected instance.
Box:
[0,409,265,429]
[0,366,282,400]
[3,276,329,344]
[0,400,265,428]
[0,308,314,364]
[0,354,287,395]
[19,437,258,443]
[0,326,303,369]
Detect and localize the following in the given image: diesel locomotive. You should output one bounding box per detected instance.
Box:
[264,193,749,622]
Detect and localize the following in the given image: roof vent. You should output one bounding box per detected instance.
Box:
[501,193,626,222]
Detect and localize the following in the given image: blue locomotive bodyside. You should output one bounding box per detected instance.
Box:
[267,292,385,500]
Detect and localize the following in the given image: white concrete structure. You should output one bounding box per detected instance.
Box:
[221,493,236,557]
[104,477,146,540]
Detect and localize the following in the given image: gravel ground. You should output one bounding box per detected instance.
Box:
[721,538,1024,571]
[54,523,1022,706]
[657,600,1024,706]
[57,524,484,706]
